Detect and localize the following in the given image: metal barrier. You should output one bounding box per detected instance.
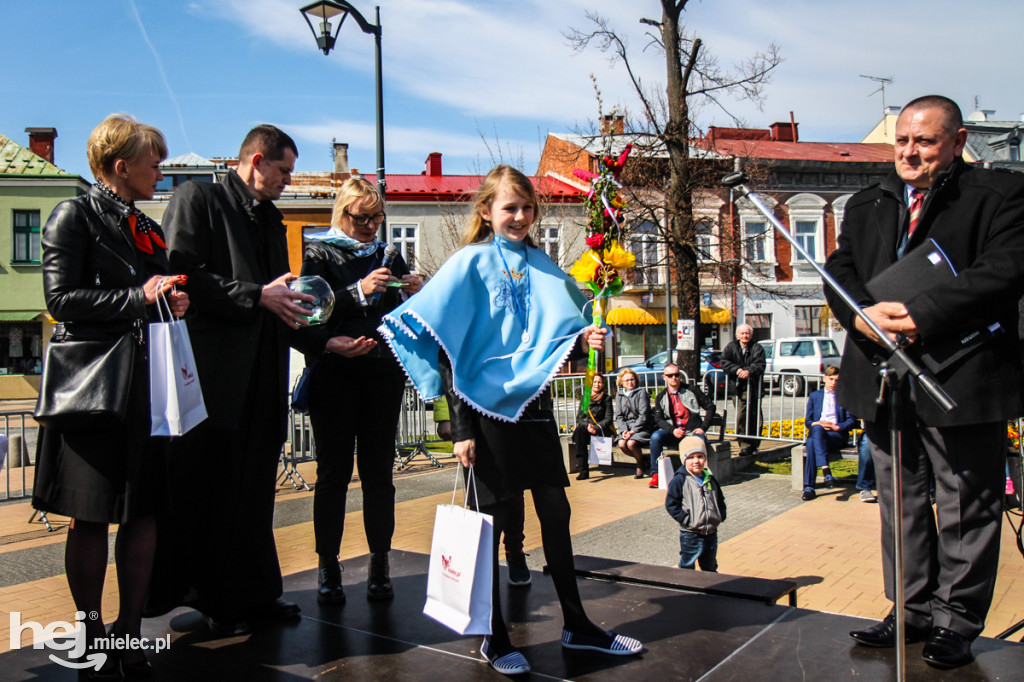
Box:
[1,410,36,502]
[278,369,830,489]
[548,370,827,447]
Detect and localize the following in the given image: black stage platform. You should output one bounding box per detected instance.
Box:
[5,550,1020,680]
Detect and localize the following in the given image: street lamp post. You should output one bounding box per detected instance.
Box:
[300,0,387,242]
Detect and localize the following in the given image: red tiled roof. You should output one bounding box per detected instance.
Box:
[385,174,581,202]
[702,138,893,163]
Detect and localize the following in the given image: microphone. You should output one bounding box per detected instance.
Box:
[369,244,399,303]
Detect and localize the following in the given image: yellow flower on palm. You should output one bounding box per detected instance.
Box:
[569,252,601,283]
[603,240,636,270]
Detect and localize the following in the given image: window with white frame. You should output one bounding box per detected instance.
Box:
[743,219,768,262]
[735,196,776,264]
[831,195,853,249]
[785,194,827,263]
[695,217,715,263]
[627,221,661,285]
[12,210,41,264]
[793,221,818,262]
[389,223,417,271]
[538,223,560,266]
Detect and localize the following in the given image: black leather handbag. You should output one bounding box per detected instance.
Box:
[34,323,141,430]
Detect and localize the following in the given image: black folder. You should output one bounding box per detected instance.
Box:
[865,238,1003,373]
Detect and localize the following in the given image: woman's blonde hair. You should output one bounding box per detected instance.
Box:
[460,164,540,247]
[86,113,167,181]
[616,368,639,388]
[331,177,384,230]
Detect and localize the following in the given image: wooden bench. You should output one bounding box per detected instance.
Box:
[566,554,798,607]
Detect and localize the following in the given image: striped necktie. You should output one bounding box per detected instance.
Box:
[908,189,925,237]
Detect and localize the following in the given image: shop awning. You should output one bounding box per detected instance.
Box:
[0,312,44,322]
[606,305,732,326]
[701,306,733,324]
[606,306,672,326]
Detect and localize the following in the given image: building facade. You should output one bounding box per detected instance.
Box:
[0,128,88,398]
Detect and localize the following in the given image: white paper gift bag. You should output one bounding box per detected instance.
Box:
[658,455,675,490]
[588,435,613,466]
[423,464,493,635]
[149,287,207,436]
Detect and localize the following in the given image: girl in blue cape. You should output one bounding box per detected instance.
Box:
[380,165,643,675]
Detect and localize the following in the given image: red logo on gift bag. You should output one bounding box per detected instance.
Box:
[441,554,462,581]
[180,365,195,385]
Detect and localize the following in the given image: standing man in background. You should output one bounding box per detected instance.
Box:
[826,95,1024,669]
[720,324,765,456]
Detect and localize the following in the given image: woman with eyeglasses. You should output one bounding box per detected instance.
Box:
[613,368,653,479]
[298,177,422,605]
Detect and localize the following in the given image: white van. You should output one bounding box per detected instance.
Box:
[757,336,841,396]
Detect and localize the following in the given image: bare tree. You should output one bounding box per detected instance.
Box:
[567,1,781,379]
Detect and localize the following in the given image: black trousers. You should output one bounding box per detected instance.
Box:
[865,419,1004,639]
[308,358,405,557]
[151,392,285,620]
[481,485,590,651]
[735,389,762,448]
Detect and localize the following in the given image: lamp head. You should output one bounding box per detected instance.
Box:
[299,0,350,55]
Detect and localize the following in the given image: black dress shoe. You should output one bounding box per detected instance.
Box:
[258,598,301,621]
[576,469,590,480]
[849,614,928,648]
[108,623,153,679]
[317,560,346,605]
[922,627,973,669]
[366,552,394,601]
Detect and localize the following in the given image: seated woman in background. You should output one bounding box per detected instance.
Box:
[571,373,613,480]
[614,368,652,479]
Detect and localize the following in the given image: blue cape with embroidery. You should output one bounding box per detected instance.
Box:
[379,235,588,422]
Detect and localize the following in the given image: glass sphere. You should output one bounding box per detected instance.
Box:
[288,275,335,326]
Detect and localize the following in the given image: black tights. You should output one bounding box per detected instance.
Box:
[481,485,603,652]
[66,517,155,664]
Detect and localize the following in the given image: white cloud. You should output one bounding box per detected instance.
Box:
[283,117,534,159]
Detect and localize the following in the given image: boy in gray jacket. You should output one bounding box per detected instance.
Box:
[665,437,726,571]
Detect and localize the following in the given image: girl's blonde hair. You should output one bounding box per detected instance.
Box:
[86,113,167,182]
[331,177,384,230]
[460,164,540,247]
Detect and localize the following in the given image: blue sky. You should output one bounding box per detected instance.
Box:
[4,0,1022,181]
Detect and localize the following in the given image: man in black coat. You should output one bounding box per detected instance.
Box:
[153,126,320,634]
[825,95,1024,669]
[720,324,765,456]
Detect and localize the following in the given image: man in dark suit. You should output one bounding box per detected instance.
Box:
[720,324,765,456]
[801,366,855,500]
[825,95,1024,668]
[154,126,321,635]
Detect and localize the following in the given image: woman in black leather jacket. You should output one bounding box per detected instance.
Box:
[299,178,421,605]
[570,374,614,480]
[32,114,188,678]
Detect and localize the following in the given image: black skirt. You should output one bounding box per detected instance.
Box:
[31,346,166,524]
[468,406,569,508]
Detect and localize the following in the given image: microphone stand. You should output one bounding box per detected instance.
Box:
[721,171,956,682]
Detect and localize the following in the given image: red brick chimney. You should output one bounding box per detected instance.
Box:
[425,152,442,176]
[769,120,798,142]
[600,115,624,136]
[25,127,57,163]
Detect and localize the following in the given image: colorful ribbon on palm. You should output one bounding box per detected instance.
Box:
[568,142,636,412]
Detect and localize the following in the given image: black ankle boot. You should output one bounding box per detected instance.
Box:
[317,558,346,605]
[366,552,394,601]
